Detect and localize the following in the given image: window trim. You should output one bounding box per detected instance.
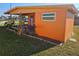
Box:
[42,12,56,21]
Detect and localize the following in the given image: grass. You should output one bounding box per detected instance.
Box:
[0,27,53,56]
[33,26,79,56]
[0,26,79,56]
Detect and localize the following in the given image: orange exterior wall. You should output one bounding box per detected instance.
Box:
[5,6,76,43]
[34,8,67,42]
[64,12,74,43]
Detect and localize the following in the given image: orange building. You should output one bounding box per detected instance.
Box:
[5,4,77,43]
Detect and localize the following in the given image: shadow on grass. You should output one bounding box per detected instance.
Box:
[0,27,58,56]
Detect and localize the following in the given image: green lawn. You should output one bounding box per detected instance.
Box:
[0,27,53,56]
[0,26,79,56]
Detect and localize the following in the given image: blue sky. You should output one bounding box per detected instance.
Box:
[0,3,79,16]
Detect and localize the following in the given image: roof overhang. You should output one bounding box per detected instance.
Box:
[4,8,36,15]
[66,4,78,14]
[4,4,78,15]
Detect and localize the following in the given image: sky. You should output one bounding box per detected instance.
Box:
[0,3,79,16]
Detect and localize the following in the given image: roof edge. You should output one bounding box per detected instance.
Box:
[4,4,78,14]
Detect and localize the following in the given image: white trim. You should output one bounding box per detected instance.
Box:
[42,16,56,17]
[42,19,56,22]
[42,12,56,21]
[42,12,56,14]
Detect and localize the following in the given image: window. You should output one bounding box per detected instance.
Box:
[67,11,74,19]
[42,12,56,20]
[24,16,28,22]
